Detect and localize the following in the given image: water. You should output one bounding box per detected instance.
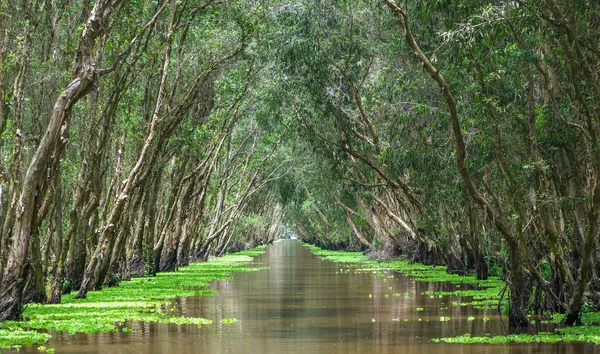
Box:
[13,240,600,353]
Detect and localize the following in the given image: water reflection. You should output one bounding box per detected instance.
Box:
[13,240,600,353]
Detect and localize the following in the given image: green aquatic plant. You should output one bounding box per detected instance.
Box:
[37,345,55,353]
[302,245,367,263]
[221,318,238,324]
[303,243,600,346]
[303,244,504,310]
[0,247,266,349]
[433,329,600,344]
[0,329,51,349]
[434,321,600,344]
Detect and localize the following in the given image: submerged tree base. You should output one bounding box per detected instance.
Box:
[0,246,266,350]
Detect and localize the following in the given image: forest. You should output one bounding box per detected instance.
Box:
[0,0,599,334]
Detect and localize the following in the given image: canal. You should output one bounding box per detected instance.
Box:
[15,240,599,353]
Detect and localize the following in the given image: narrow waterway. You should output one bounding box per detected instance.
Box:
[18,240,600,353]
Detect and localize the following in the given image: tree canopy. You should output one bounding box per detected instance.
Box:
[0,0,599,328]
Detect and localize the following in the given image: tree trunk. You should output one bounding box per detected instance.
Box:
[563,182,600,325]
[385,0,530,326]
[0,0,116,320]
[129,196,148,275]
[507,238,531,327]
[76,2,177,298]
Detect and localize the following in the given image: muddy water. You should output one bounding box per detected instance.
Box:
[19,240,600,353]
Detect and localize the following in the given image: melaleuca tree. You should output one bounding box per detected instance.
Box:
[1,0,598,329]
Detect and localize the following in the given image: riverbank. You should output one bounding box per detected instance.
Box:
[303,243,600,345]
[0,246,266,351]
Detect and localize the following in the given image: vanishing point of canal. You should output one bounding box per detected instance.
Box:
[13,240,600,353]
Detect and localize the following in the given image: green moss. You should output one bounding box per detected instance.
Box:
[0,247,266,349]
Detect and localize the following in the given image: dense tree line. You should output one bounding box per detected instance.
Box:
[263,0,600,328]
[0,0,599,329]
[0,0,283,321]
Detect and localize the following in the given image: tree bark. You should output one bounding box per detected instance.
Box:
[0,0,116,320]
[384,0,530,326]
[76,1,176,298]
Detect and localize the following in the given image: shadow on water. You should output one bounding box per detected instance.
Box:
[13,240,600,353]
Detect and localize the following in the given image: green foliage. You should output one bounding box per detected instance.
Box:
[2,0,600,345]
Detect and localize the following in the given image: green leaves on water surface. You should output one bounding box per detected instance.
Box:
[0,247,266,349]
[0,329,51,350]
[163,317,214,326]
[303,245,368,263]
[433,327,600,345]
[303,243,504,309]
[305,243,600,345]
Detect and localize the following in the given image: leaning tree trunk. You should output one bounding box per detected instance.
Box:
[541,0,600,326]
[129,194,148,275]
[563,182,600,325]
[0,0,116,320]
[76,2,176,298]
[0,18,30,278]
[384,0,532,326]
